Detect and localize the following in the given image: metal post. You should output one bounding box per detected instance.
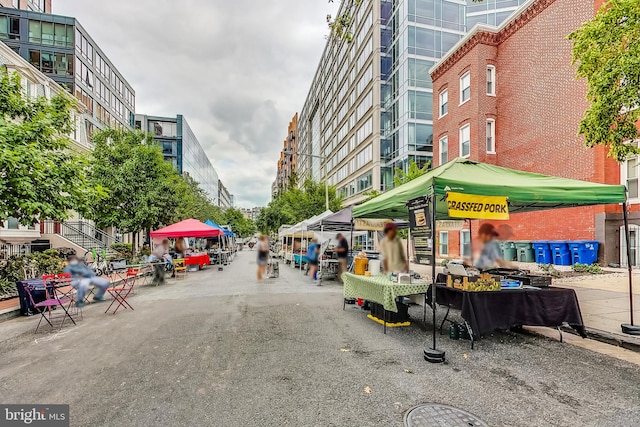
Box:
[324,160,329,211]
[622,202,635,327]
[424,187,445,363]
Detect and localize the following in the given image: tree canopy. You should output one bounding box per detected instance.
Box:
[393,158,430,187]
[569,0,640,161]
[223,208,256,238]
[0,69,99,226]
[256,179,343,234]
[88,128,181,240]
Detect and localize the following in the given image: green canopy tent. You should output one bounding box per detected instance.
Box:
[354,158,626,220]
[353,159,636,360]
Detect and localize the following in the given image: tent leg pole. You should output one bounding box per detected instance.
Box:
[623,202,635,328]
[425,188,445,363]
[468,219,473,265]
[350,219,354,273]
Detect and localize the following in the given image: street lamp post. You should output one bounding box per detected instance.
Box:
[284,150,329,211]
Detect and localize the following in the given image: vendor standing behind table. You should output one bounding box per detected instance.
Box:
[335,233,349,282]
[379,223,408,273]
[473,223,513,270]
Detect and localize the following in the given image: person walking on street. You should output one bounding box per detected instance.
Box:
[307,238,320,284]
[379,223,408,273]
[63,256,110,308]
[256,235,270,282]
[150,239,172,285]
[335,233,349,282]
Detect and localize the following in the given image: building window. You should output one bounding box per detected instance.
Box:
[461,230,471,257]
[486,65,496,96]
[439,231,449,256]
[439,136,448,165]
[459,124,470,158]
[623,143,640,200]
[0,16,20,40]
[439,89,448,117]
[460,72,471,104]
[486,119,495,153]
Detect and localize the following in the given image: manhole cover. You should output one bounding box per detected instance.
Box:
[404,404,488,427]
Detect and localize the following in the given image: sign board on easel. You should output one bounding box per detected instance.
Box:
[407,196,432,265]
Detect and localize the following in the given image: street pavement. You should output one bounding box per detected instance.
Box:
[0,251,639,427]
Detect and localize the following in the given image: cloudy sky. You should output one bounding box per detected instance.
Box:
[54,0,340,208]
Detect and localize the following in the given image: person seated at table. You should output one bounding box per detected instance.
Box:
[473,223,514,270]
[63,256,110,308]
[380,223,408,274]
[307,238,320,283]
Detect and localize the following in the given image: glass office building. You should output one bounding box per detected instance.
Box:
[0,7,135,137]
[296,0,524,204]
[136,114,221,205]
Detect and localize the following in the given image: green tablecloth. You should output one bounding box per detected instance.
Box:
[342,272,429,313]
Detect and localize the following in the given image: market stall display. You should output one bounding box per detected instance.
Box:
[352,158,633,360]
[342,272,428,333]
[185,253,210,271]
[427,284,586,348]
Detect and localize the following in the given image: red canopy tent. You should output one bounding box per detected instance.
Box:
[150,219,224,238]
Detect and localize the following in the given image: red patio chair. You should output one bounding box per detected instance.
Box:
[105,268,138,314]
[28,278,76,333]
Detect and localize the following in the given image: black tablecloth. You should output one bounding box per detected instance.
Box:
[16,279,49,316]
[428,284,586,338]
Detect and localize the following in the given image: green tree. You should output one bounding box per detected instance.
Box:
[0,69,99,226]
[224,208,256,238]
[569,0,640,161]
[256,179,343,234]
[173,173,225,224]
[393,158,430,187]
[88,128,182,250]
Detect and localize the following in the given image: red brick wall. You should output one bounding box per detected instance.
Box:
[430,0,632,259]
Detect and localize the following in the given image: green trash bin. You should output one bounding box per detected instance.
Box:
[515,241,535,263]
[500,241,517,261]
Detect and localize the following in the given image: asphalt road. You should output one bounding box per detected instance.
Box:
[1,251,639,427]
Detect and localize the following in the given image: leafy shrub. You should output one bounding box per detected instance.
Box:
[539,263,562,277]
[110,243,133,261]
[572,263,603,274]
[0,250,65,298]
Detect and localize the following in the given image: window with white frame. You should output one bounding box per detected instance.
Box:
[623,141,640,200]
[460,72,471,104]
[459,124,470,158]
[439,231,449,256]
[486,119,495,153]
[461,230,471,257]
[439,89,448,117]
[486,65,496,96]
[439,136,448,165]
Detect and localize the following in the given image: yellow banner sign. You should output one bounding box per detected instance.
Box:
[446,192,509,220]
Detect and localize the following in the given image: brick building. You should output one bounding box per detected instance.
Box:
[429,0,636,265]
[0,0,51,13]
[273,113,298,196]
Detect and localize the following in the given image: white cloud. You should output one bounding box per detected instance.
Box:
[54,0,339,207]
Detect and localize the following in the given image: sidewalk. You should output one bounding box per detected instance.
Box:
[560,274,640,348]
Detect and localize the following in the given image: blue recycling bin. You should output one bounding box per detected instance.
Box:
[532,241,552,264]
[549,241,571,266]
[568,241,599,265]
